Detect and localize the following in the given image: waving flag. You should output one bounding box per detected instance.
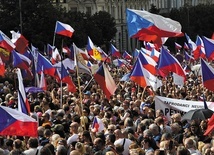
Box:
[117,59,125,67]
[110,44,121,58]
[183,42,190,50]
[185,33,200,60]
[196,35,206,59]
[10,31,28,54]
[133,49,140,58]
[55,21,74,38]
[0,57,5,76]
[130,58,162,90]
[12,50,31,70]
[175,42,182,50]
[184,51,194,62]
[202,36,214,61]
[0,106,37,137]
[86,37,102,60]
[201,58,214,92]
[39,67,47,91]
[37,52,55,77]
[47,44,55,58]
[61,63,76,92]
[100,49,111,63]
[94,64,117,99]
[91,116,105,132]
[138,51,157,75]
[158,47,186,80]
[0,31,15,52]
[122,51,132,59]
[63,46,74,60]
[17,69,30,115]
[126,9,183,43]
[51,48,61,64]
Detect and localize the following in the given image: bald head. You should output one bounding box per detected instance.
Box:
[70,150,81,155]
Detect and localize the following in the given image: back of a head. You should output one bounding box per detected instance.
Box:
[70,150,81,155]
[177,145,191,155]
[28,137,38,148]
[56,145,67,155]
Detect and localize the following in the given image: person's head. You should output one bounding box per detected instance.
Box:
[70,150,81,155]
[156,109,164,118]
[93,138,104,151]
[171,113,181,123]
[13,139,22,150]
[149,123,160,136]
[107,124,116,134]
[69,122,79,134]
[105,133,116,145]
[27,137,38,148]
[176,145,190,155]
[184,138,196,149]
[75,142,85,154]
[41,113,50,123]
[141,137,152,149]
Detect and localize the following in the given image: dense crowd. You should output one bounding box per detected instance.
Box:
[0,61,214,155]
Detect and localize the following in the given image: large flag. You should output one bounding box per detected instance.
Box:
[110,44,121,58]
[202,36,214,61]
[201,58,214,92]
[126,9,183,44]
[0,57,5,76]
[138,51,157,75]
[0,106,37,137]
[158,47,186,80]
[12,50,31,70]
[55,21,74,38]
[10,31,28,54]
[37,52,55,77]
[130,58,162,90]
[86,36,102,60]
[94,63,117,99]
[0,30,15,52]
[17,69,30,115]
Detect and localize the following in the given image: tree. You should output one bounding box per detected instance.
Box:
[0,0,65,50]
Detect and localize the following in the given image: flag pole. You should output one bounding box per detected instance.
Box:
[74,45,86,130]
[60,39,63,108]
[82,77,94,92]
[53,21,57,46]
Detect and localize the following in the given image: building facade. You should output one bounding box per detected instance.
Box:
[52,0,214,52]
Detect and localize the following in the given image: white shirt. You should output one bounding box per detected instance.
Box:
[23,148,40,155]
[114,138,132,155]
[67,134,79,145]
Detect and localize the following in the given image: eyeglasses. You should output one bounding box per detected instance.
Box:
[108,129,114,132]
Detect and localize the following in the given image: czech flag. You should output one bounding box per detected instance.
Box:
[94,64,117,99]
[158,47,186,80]
[61,63,76,92]
[91,116,105,132]
[86,36,102,60]
[196,35,206,59]
[17,69,30,115]
[201,58,214,92]
[184,51,194,62]
[175,42,182,50]
[126,9,183,42]
[110,44,121,58]
[63,46,74,60]
[12,50,31,70]
[122,51,132,59]
[183,42,190,50]
[55,21,74,38]
[51,48,61,64]
[202,36,214,61]
[39,67,47,91]
[0,105,37,137]
[37,52,55,77]
[47,44,55,58]
[138,51,157,75]
[185,33,200,60]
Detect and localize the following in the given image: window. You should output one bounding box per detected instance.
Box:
[86,7,91,15]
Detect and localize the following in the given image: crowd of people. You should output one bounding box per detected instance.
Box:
[0,60,214,155]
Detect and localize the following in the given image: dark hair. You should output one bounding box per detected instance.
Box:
[28,138,38,148]
[108,134,116,144]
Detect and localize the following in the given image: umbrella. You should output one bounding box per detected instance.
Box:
[25,87,43,93]
[181,109,214,121]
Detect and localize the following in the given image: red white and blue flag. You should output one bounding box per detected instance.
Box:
[175,42,182,50]
[12,50,31,70]
[94,63,117,99]
[110,44,121,58]
[201,58,214,92]
[0,105,37,137]
[91,116,105,132]
[55,21,74,38]
[17,68,30,115]
[202,36,214,61]
[158,47,186,80]
[122,51,132,60]
[39,67,47,91]
[0,30,15,52]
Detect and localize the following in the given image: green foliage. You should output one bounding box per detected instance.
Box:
[149,4,160,14]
